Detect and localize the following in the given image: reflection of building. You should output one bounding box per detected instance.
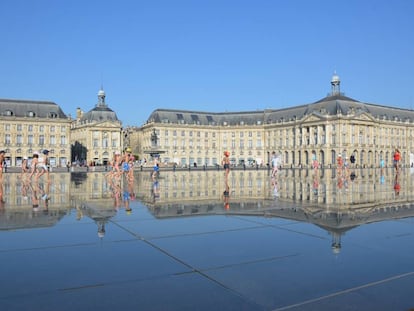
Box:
[70,88,122,166]
[0,173,71,230]
[0,98,71,167]
[129,74,414,169]
[135,168,414,210]
[1,173,71,209]
[1,168,413,250]
[0,208,68,231]
[136,170,271,207]
[132,168,414,254]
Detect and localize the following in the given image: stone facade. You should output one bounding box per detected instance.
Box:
[0,98,71,167]
[70,88,123,166]
[128,75,414,168]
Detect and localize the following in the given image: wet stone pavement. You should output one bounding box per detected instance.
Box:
[1,168,414,310]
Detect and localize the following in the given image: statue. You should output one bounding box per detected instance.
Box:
[151,129,158,147]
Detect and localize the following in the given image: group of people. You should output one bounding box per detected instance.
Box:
[106,148,135,181]
[21,150,50,181]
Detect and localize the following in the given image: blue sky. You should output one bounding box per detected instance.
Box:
[1,0,414,127]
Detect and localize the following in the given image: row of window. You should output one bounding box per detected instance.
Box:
[3,110,59,118]
[270,125,408,137]
[4,124,67,132]
[3,134,67,145]
[161,129,261,138]
[92,139,119,148]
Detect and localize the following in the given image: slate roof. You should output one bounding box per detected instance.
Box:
[146,94,414,125]
[0,98,67,119]
[80,105,119,123]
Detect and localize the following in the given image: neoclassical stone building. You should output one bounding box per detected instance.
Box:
[0,98,71,167]
[130,74,414,168]
[71,88,123,166]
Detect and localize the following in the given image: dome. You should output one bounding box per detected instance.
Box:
[80,106,119,123]
[331,73,340,84]
[79,87,120,123]
[98,89,106,97]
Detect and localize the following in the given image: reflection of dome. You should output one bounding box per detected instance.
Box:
[331,242,341,254]
[98,231,105,238]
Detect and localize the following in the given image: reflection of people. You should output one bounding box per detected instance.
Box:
[312,174,319,195]
[337,154,343,172]
[271,176,279,198]
[394,173,401,196]
[30,182,40,212]
[40,181,51,210]
[122,174,133,214]
[350,153,356,167]
[0,174,5,206]
[151,171,160,202]
[222,183,230,209]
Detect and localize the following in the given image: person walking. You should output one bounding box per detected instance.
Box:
[29,151,39,179]
[393,148,401,172]
[36,150,50,180]
[0,150,5,179]
[312,152,319,172]
[271,152,281,177]
[222,151,230,182]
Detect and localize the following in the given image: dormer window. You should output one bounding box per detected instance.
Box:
[27,111,36,117]
[5,110,13,116]
[49,112,58,118]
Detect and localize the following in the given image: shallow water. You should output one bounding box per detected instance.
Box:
[1,168,414,310]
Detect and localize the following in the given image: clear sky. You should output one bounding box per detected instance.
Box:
[1,0,414,127]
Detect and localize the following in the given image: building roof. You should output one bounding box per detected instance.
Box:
[0,98,68,119]
[146,93,414,126]
[146,109,265,126]
[80,106,119,123]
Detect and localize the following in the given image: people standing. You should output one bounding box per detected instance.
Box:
[21,156,29,177]
[312,152,318,172]
[271,151,280,177]
[29,151,39,179]
[0,150,5,179]
[350,153,356,168]
[380,157,385,173]
[393,148,401,172]
[36,150,50,180]
[337,154,343,175]
[222,151,230,182]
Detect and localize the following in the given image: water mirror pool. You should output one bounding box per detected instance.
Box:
[1,168,414,310]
